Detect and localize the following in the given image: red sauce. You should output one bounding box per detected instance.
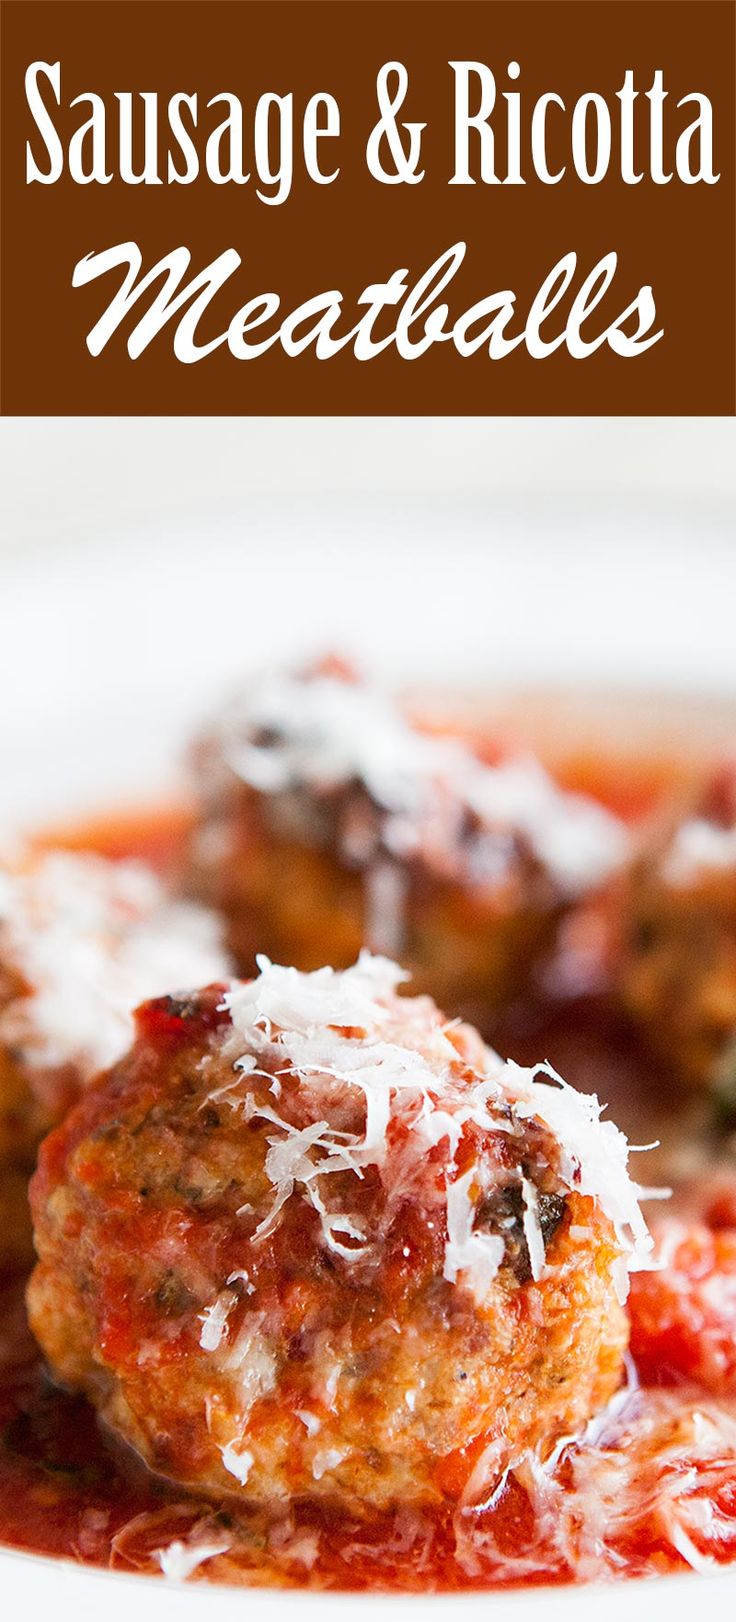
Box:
[0,1279,562,1589]
[2,784,736,1589]
[32,801,196,876]
[4,1193,736,1589]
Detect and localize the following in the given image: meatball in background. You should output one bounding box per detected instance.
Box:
[612,761,736,1097]
[0,849,231,1167]
[186,663,628,1027]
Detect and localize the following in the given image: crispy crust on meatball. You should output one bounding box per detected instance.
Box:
[0,850,230,1165]
[28,957,650,1515]
[187,664,626,1019]
[612,765,736,1092]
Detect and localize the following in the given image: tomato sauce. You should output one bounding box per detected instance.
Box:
[0,1276,561,1590]
[32,801,196,876]
[2,786,736,1589]
[4,1226,736,1589]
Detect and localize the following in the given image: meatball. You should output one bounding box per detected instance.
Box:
[0,850,230,1165]
[187,662,626,1022]
[28,953,652,1515]
[612,762,736,1093]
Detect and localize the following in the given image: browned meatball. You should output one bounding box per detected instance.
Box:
[28,954,651,1515]
[0,849,230,1165]
[613,763,736,1094]
[187,663,626,1022]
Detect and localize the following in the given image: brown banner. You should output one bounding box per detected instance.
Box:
[1,0,734,414]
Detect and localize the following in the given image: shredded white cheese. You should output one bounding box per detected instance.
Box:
[156,1536,231,1581]
[511,1386,736,1582]
[365,859,408,958]
[220,1440,254,1485]
[311,1447,346,1481]
[213,670,627,898]
[504,1060,657,1301]
[0,851,230,1077]
[219,1315,277,1410]
[444,1168,506,1303]
[220,954,654,1303]
[296,1409,322,1436]
[226,1267,255,1294]
[198,1289,237,1352]
[663,817,736,885]
[520,1176,546,1283]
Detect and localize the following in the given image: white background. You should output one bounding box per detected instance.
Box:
[0,416,734,825]
[1,417,735,557]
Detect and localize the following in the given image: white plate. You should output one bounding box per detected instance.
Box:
[1,509,735,1617]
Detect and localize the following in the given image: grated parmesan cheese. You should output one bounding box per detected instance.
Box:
[220,1440,254,1485]
[220,953,655,1303]
[212,669,627,899]
[514,1385,736,1582]
[198,1289,237,1352]
[520,1176,546,1283]
[219,1314,277,1407]
[311,1447,346,1481]
[365,859,408,958]
[156,1536,231,1582]
[503,1060,659,1301]
[0,851,230,1078]
[443,1168,506,1303]
[663,817,736,885]
[296,1409,322,1436]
